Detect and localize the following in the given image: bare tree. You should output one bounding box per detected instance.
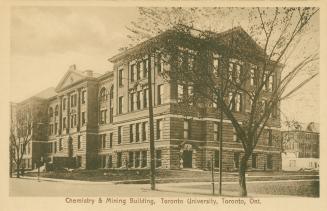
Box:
[126,7,319,196]
[10,105,39,178]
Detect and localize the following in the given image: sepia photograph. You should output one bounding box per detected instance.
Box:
[5,4,322,209]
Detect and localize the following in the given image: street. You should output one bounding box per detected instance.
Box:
[9,177,319,197]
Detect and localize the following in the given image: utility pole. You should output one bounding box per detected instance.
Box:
[211,156,215,195]
[148,54,156,190]
[219,58,224,196]
[219,93,223,195]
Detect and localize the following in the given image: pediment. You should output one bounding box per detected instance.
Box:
[55,70,86,92]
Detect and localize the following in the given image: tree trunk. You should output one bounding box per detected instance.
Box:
[239,155,249,197]
[16,164,20,178]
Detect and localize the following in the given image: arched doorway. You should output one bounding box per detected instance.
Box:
[182,151,192,168]
[180,144,193,168]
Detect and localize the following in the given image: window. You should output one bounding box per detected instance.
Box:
[130,64,135,82]
[100,88,107,102]
[135,151,141,168]
[130,93,135,111]
[177,84,184,102]
[233,127,239,142]
[100,134,106,149]
[213,122,220,141]
[27,143,31,154]
[63,117,66,129]
[212,53,220,77]
[268,129,273,146]
[118,126,122,144]
[49,107,53,118]
[71,94,77,107]
[78,135,81,149]
[234,152,240,168]
[109,86,114,123]
[142,122,147,141]
[55,105,59,116]
[55,123,58,134]
[156,119,163,140]
[136,123,140,142]
[100,110,107,124]
[268,75,274,91]
[82,90,86,104]
[229,92,242,112]
[118,69,123,86]
[188,85,194,105]
[70,116,74,128]
[252,154,257,168]
[136,91,141,110]
[141,151,147,167]
[74,114,77,126]
[54,142,57,153]
[143,59,148,78]
[267,154,273,169]
[214,150,220,168]
[235,93,242,112]
[183,120,191,139]
[212,94,218,108]
[156,150,162,168]
[157,84,163,105]
[228,60,242,82]
[59,139,63,151]
[109,133,113,148]
[250,68,255,86]
[109,107,114,123]
[228,92,234,111]
[157,53,163,74]
[118,96,123,114]
[63,98,66,110]
[129,151,134,168]
[136,62,141,80]
[130,124,134,143]
[117,152,122,168]
[108,155,113,168]
[143,89,148,108]
[81,112,86,126]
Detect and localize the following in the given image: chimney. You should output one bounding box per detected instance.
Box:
[68,64,76,71]
[83,70,93,77]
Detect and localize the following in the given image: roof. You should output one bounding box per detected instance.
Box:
[306,122,319,133]
[281,121,320,134]
[34,87,57,99]
[108,26,267,63]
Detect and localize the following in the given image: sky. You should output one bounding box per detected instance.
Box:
[10,6,320,124]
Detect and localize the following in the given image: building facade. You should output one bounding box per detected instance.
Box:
[282,122,319,171]
[11,27,282,171]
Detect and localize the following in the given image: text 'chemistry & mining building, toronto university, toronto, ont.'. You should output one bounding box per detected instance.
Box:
[11,26,284,172]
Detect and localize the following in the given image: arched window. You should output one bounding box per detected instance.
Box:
[49,107,53,117]
[55,105,59,116]
[99,87,107,102]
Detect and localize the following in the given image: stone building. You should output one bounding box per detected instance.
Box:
[11,27,282,171]
[281,122,319,171]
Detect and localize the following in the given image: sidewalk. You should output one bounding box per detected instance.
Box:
[19,173,319,185]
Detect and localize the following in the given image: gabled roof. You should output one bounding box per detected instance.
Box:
[55,66,99,92]
[108,26,267,63]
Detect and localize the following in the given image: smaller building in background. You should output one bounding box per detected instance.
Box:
[281,122,319,171]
